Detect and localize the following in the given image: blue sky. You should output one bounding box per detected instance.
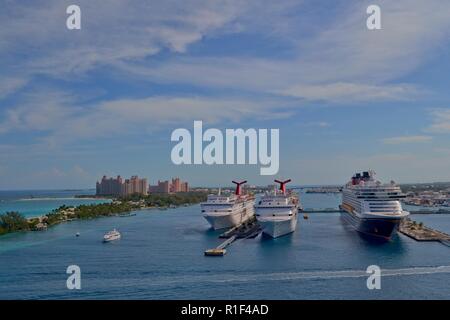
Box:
[1,0,450,189]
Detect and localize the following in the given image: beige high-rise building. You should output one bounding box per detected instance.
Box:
[149,178,189,194]
[180,182,189,192]
[96,175,148,197]
[171,177,181,193]
[139,178,148,195]
[121,176,148,196]
[96,175,123,196]
[149,180,170,193]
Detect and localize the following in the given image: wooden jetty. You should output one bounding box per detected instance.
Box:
[399,219,450,244]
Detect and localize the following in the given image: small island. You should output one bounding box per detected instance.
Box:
[0,192,207,236]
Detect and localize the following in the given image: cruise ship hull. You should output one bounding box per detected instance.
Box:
[203,205,254,230]
[340,208,402,240]
[258,215,297,238]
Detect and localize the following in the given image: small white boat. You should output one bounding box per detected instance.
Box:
[75,232,80,237]
[103,229,121,242]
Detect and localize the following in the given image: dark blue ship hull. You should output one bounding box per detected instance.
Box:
[340,209,402,240]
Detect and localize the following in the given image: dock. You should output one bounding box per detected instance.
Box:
[409,209,450,214]
[205,218,262,256]
[204,235,237,256]
[219,217,261,239]
[440,240,450,247]
[399,219,450,243]
[299,209,450,214]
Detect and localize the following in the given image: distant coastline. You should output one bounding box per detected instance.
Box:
[74,194,112,199]
[17,196,110,201]
[0,192,207,237]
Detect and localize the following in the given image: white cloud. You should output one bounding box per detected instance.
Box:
[300,0,450,84]
[381,135,433,144]
[2,1,450,188]
[112,0,450,103]
[312,121,330,128]
[427,109,450,133]
[0,0,264,79]
[302,121,330,128]
[0,0,448,147]
[2,0,449,103]
[0,77,27,99]
[0,89,292,144]
[0,90,76,134]
[277,82,420,103]
[0,0,448,156]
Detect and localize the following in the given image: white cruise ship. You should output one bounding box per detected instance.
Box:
[255,179,300,238]
[201,180,255,230]
[340,170,409,240]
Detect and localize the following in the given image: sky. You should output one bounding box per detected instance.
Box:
[0,0,450,189]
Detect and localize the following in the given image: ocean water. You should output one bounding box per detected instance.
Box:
[0,190,111,218]
[0,191,449,300]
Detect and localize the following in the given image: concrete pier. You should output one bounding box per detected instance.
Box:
[204,235,237,256]
[205,217,261,256]
[409,209,450,214]
[399,219,450,243]
[219,218,261,239]
[302,209,450,214]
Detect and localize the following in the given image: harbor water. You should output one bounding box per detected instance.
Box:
[0,191,449,299]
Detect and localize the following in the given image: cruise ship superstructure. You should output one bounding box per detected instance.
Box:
[340,171,409,240]
[201,180,255,230]
[255,179,300,238]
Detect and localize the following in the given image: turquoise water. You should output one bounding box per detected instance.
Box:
[0,190,111,218]
[0,191,449,299]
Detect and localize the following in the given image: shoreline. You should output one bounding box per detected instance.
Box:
[2,203,196,236]
[0,192,207,237]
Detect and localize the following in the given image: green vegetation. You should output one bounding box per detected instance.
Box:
[74,202,133,219]
[0,211,30,235]
[409,220,424,231]
[43,202,134,226]
[120,191,208,207]
[0,192,207,237]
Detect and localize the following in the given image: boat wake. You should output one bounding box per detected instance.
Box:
[145,266,450,286]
